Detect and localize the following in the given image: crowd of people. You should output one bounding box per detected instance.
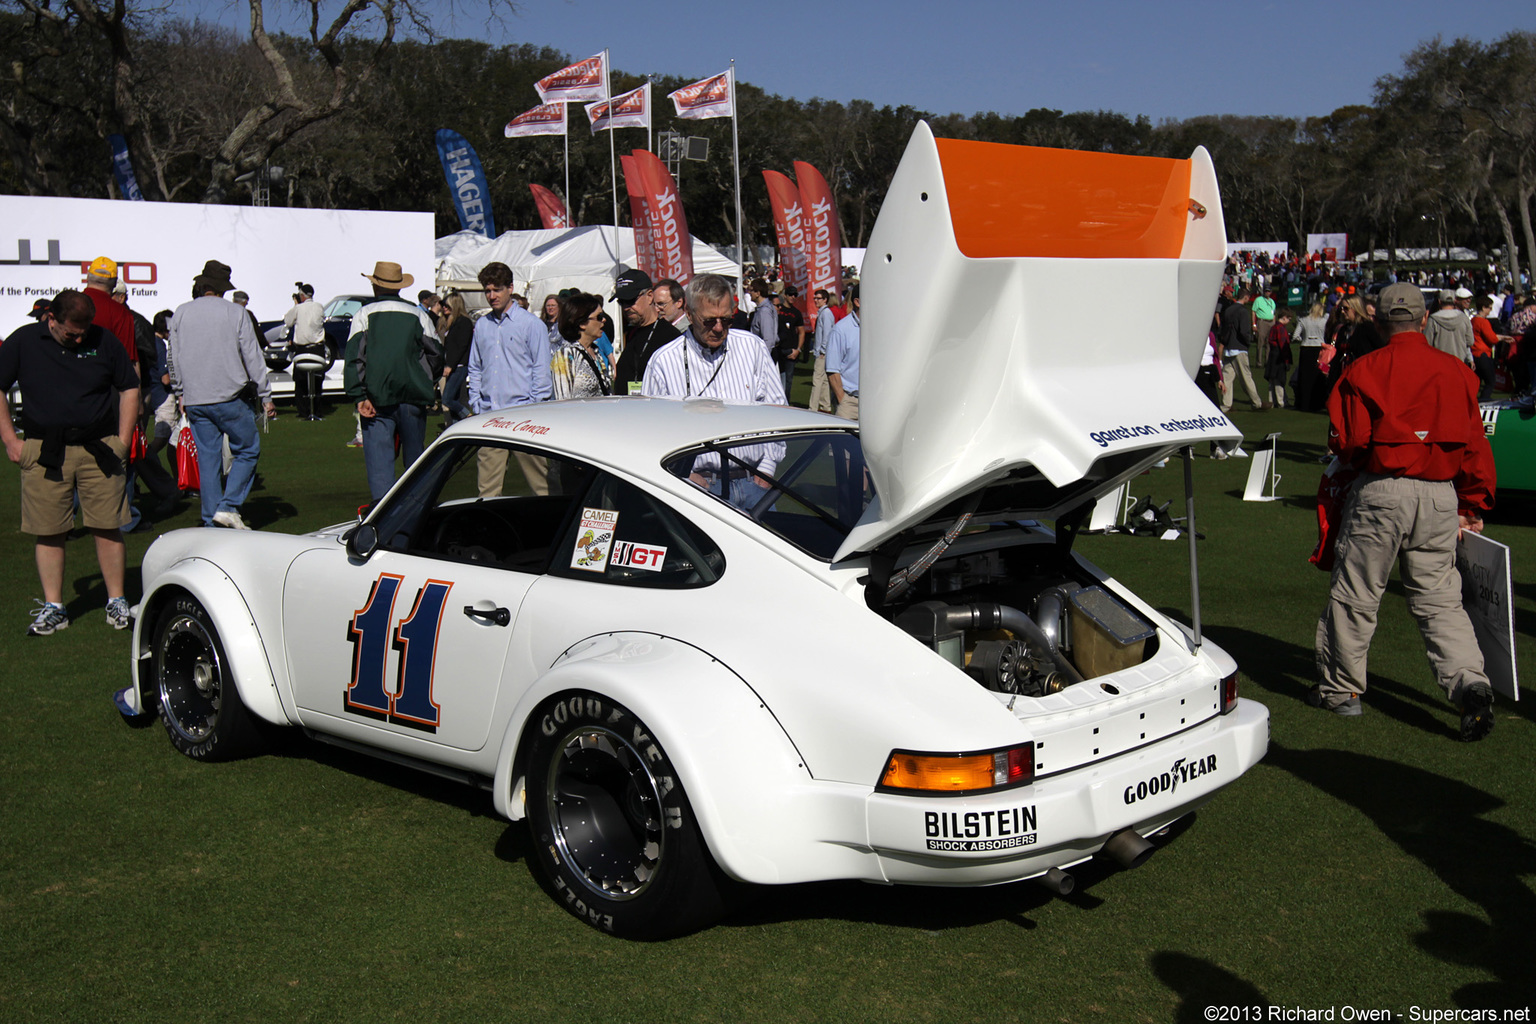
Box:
[0,251,1508,743]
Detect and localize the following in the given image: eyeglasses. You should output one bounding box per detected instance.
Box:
[693,316,731,329]
[586,313,604,323]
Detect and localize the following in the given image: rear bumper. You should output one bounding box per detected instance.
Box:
[863,697,1269,885]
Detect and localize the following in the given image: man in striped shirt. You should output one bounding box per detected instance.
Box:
[641,274,785,507]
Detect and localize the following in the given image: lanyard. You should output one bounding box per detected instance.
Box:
[682,333,728,397]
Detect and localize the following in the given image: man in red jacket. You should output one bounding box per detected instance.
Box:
[1311,283,1497,740]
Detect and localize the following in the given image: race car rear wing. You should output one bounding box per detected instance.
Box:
[839,121,1239,563]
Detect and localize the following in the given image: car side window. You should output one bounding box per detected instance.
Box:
[368,440,594,573]
[549,472,724,588]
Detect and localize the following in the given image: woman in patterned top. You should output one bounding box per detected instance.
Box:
[551,292,613,400]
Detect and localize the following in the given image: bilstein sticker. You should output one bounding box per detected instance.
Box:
[924,804,1037,851]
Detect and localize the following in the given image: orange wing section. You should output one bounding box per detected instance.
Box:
[935,138,1194,260]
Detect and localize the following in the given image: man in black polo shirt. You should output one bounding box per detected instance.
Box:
[0,290,140,635]
[612,269,680,395]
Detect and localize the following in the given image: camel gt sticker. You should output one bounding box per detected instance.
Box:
[571,508,619,571]
[611,540,668,572]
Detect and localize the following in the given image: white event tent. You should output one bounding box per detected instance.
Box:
[435,226,741,317]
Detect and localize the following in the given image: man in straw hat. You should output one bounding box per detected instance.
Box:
[344,260,442,503]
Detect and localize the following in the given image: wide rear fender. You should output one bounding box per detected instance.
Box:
[492,632,874,885]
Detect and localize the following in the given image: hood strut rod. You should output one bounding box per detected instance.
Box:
[1182,445,1202,652]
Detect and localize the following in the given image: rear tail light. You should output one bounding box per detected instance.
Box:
[878,743,1035,795]
[1220,671,1239,715]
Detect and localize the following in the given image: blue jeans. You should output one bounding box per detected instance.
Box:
[443,366,471,423]
[362,402,426,503]
[187,398,261,525]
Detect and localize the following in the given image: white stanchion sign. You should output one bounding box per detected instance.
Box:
[1457,531,1519,701]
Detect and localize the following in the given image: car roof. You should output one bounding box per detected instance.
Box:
[447,397,848,481]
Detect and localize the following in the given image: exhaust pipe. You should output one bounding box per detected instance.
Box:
[1035,867,1075,895]
[1100,828,1155,869]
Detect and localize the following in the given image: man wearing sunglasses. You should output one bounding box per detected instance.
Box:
[612,269,680,395]
[640,274,784,406]
[640,274,786,507]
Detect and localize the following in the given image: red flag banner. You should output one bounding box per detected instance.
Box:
[763,169,812,316]
[668,71,733,120]
[529,184,570,229]
[535,52,608,104]
[620,155,656,277]
[630,149,693,285]
[794,160,842,299]
[504,102,567,139]
[587,82,650,134]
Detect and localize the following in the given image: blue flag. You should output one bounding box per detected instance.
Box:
[435,129,495,238]
[107,134,144,201]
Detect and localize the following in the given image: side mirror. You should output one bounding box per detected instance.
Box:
[346,523,379,560]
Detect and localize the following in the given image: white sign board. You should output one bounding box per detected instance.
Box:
[0,195,435,329]
[1305,232,1349,259]
[1457,531,1519,701]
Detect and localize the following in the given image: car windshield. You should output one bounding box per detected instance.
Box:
[324,297,366,319]
[662,430,874,561]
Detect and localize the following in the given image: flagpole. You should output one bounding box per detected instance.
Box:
[645,79,653,154]
[730,61,744,305]
[604,49,622,273]
[563,106,571,226]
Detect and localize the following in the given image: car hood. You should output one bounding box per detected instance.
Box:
[836,123,1241,560]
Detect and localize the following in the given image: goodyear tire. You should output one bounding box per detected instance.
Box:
[526,692,729,939]
[152,595,262,761]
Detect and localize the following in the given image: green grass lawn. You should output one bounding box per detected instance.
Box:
[2,391,1533,1023]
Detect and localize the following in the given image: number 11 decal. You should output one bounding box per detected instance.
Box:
[345,573,452,731]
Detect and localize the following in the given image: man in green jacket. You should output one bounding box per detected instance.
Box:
[345,261,442,503]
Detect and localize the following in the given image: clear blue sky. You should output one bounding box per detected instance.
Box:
[188,0,1535,122]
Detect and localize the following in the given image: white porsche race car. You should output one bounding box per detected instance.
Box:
[122,124,1268,938]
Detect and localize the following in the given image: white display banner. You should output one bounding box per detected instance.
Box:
[0,195,435,329]
[1457,531,1519,701]
[1305,232,1349,259]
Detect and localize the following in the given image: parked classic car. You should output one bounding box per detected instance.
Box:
[120,124,1268,938]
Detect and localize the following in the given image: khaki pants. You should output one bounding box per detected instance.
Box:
[1315,474,1488,703]
[808,354,833,414]
[835,393,859,421]
[1220,351,1263,412]
[477,447,549,498]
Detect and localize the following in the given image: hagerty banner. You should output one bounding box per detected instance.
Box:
[435,129,496,238]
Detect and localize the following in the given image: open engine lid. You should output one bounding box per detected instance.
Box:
[835,123,1241,561]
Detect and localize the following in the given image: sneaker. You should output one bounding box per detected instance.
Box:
[1231,446,1249,458]
[1306,684,1362,716]
[105,596,130,631]
[1211,449,1229,460]
[27,601,70,637]
[211,510,250,530]
[346,435,364,448]
[1458,684,1495,742]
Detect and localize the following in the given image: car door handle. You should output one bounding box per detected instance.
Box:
[462,605,510,627]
